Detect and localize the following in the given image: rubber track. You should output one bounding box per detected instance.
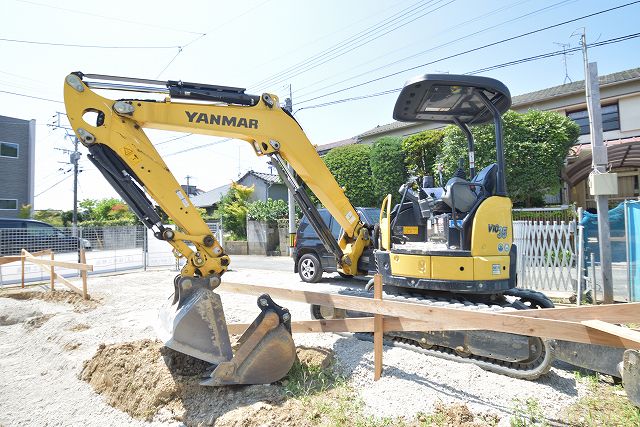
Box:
[316,288,554,380]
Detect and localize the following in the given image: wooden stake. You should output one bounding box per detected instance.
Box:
[21,252,25,289]
[80,248,88,300]
[50,251,55,291]
[373,274,383,380]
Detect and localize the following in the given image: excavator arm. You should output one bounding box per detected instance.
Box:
[63,72,368,277]
[63,72,370,386]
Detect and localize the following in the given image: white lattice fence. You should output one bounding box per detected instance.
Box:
[513,220,577,293]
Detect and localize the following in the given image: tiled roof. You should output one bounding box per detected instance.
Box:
[316,137,358,154]
[344,67,640,142]
[246,171,281,184]
[190,184,231,207]
[512,67,640,106]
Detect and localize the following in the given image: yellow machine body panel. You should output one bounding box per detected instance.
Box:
[470,196,513,257]
[387,196,514,283]
[473,256,509,280]
[390,253,432,278]
[430,256,474,281]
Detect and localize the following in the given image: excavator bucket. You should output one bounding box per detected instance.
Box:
[156,277,296,386]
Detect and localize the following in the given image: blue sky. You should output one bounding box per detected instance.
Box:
[1,0,639,210]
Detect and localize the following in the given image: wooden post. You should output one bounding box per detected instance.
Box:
[80,247,88,300]
[49,251,55,291]
[21,252,25,288]
[373,273,383,381]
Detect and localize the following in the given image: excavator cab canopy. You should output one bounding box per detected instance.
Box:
[392,74,511,124]
[393,74,511,194]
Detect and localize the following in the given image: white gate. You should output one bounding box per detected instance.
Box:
[513,220,577,293]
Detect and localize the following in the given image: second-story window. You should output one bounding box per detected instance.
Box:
[0,141,19,158]
[567,103,620,136]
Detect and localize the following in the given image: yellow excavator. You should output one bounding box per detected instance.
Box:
[63,72,372,385]
[63,71,636,389]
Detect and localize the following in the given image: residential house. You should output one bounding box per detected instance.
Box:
[190,170,287,213]
[0,115,36,218]
[317,67,640,209]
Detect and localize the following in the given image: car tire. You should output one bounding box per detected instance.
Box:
[298,253,323,283]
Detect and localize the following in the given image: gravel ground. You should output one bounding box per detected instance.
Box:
[0,267,588,426]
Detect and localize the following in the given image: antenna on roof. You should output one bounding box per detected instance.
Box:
[554,42,573,84]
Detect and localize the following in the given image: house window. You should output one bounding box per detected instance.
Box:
[0,199,18,210]
[0,142,19,158]
[567,103,620,135]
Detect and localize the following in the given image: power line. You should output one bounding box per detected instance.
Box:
[35,173,72,197]
[166,138,233,157]
[249,0,447,90]
[12,0,206,35]
[156,133,194,146]
[154,0,273,78]
[0,89,63,103]
[295,1,640,106]
[466,32,640,74]
[295,31,640,112]
[0,37,181,49]
[292,0,572,99]
[257,0,456,92]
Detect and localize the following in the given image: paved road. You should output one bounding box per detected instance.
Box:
[228,255,294,272]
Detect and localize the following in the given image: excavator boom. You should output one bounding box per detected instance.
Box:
[63,72,370,385]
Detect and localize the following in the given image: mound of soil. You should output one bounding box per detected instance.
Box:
[296,346,334,369]
[81,339,331,426]
[1,290,98,311]
[417,403,499,426]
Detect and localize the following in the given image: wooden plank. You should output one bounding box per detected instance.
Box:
[582,320,640,348]
[80,248,88,300]
[0,256,23,266]
[373,274,383,381]
[507,302,640,323]
[21,255,25,288]
[227,317,470,335]
[218,282,640,349]
[49,251,54,291]
[21,249,83,295]
[23,257,93,271]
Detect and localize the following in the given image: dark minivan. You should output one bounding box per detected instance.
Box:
[293,207,379,283]
[0,218,91,255]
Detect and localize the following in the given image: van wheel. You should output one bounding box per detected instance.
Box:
[298,253,322,283]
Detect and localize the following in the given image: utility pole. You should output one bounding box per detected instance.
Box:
[53,112,81,237]
[185,175,192,195]
[71,137,80,237]
[284,84,296,256]
[581,31,616,304]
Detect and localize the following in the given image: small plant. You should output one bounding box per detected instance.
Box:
[282,359,342,398]
[510,398,548,427]
[566,371,640,426]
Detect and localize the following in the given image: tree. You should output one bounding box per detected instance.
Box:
[401,129,444,178]
[437,110,580,207]
[370,136,407,203]
[33,209,64,227]
[323,144,377,207]
[215,182,254,240]
[247,198,289,222]
[78,198,138,225]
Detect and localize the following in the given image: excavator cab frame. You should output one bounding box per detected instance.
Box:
[377,74,516,294]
